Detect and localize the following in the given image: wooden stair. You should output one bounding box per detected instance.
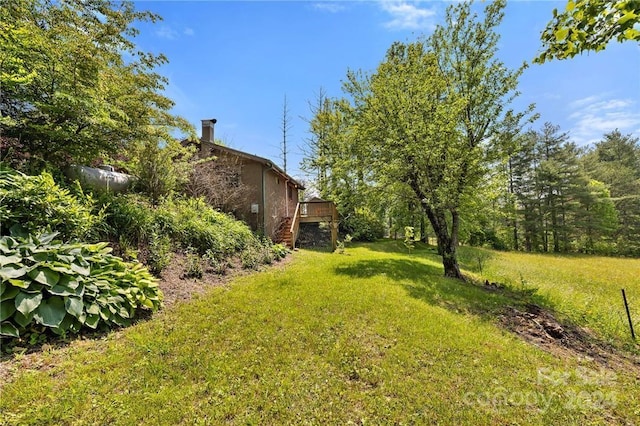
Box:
[275,217,293,248]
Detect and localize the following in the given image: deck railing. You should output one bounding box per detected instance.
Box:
[289,202,301,249]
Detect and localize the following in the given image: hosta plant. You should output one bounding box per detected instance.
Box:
[0,233,162,339]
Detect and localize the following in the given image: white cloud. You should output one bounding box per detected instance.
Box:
[155,25,178,40]
[312,2,346,13]
[156,25,194,40]
[567,94,640,145]
[379,1,436,31]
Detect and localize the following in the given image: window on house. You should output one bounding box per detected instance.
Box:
[288,185,293,200]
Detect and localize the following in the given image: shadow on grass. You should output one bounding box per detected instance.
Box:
[353,240,441,256]
[334,257,551,319]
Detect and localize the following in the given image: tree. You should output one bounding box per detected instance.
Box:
[186,154,250,215]
[313,1,533,278]
[535,0,640,63]
[425,0,533,277]
[583,130,640,255]
[0,0,193,170]
[280,94,291,174]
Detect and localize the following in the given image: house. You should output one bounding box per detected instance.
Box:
[189,118,303,243]
[187,118,338,249]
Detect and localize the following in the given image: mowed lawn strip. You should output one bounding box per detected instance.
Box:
[1,242,639,424]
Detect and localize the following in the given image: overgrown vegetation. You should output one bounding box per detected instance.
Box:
[0,232,161,340]
[0,0,194,171]
[0,168,99,241]
[1,241,638,424]
[0,165,288,344]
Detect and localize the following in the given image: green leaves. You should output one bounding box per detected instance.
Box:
[34,297,66,328]
[0,233,162,339]
[15,292,42,316]
[536,0,640,62]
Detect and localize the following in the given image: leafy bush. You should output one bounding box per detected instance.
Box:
[203,250,229,275]
[100,193,155,246]
[240,245,261,270]
[161,198,254,256]
[146,229,172,276]
[271,243,289,260]
[0,167,97,240]
[340,212,385,242]
[0,233,162,340]
[183,247,203,279]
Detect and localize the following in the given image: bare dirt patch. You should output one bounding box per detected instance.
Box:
[158,252,293,307]
[498,303,640,372]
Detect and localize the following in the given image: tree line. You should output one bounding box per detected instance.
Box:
[301,0,640,277]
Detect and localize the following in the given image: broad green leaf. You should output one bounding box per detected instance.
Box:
[32,252,50,262]
[34,297,66,328]
[0,321,19,338]
[100,307,111,321]
[1,283,20,301]
[0,265,28,280]
[8,278,29,288]
[0,238,11,254]
[84,313,100,329]
[1,299,16,321]
[65,297,84,318]
[47,264,75,274]
[54,314,75,334]
[70,262,90,276]
[118,307,130,319]
[86,303,100,315]
[49,282,84,297]
[0,255,21,266]
[28,267,60,286]
[141,298,155,309]
[37,232,59,245]
[15,292,43,316]
[13,310,34,328]
[555,28,569,42]
[618,11,637,25]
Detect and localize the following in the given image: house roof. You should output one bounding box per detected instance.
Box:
[200,142,305,190]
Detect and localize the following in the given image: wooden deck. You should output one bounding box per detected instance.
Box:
[289,201,338,250]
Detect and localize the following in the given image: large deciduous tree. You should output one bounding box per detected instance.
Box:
[338,0,532,279]
[0,0,193,170]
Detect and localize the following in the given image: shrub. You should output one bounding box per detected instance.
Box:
[203,250,228,275]
[163,198,254,256]
[340,212,385,242]
[271,243,289,260]
[183,247,203,279]
[100,193,155,246]
[240,243,262,270]
[146,229,172,276]
[0,233,162,340]
[0,167,97,240]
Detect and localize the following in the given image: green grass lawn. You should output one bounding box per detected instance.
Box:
[1,241,639,424]
[457,245,640,347]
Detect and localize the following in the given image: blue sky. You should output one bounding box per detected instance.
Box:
[133,1,640,180]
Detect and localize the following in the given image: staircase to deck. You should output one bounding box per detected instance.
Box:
[275,217,293,248]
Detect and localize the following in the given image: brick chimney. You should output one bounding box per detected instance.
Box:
[200,118,217,155]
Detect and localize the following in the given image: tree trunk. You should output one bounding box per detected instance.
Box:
[408,177,464,280]
[424,205,464,280]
